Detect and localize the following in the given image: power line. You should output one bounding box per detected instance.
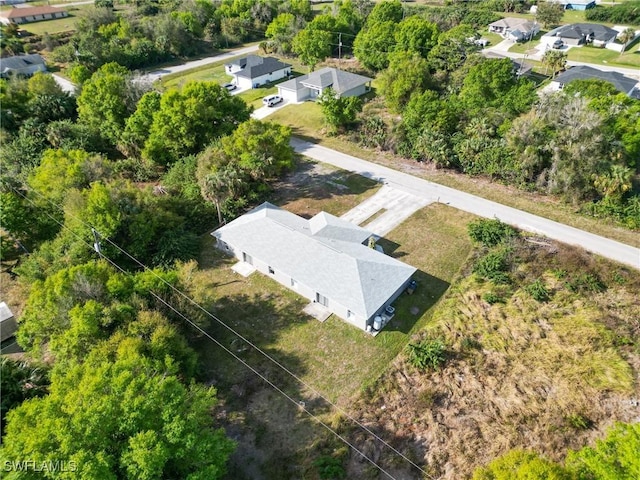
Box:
[14,187,435,479]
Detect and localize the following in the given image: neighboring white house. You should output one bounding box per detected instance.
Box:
[277,67,372,103]
[224,55,291,89]
[488,17,540,41]
[0,5,68,25]
[0,302,17,342]
[212,202,416,333]
[541,23,618,47]
[0,54,46,77]
[549,65,640,99]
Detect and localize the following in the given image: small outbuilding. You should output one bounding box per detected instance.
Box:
[0,5,68,25]
[277,67,372,103]
[224,55,291,90]
[212,203,416,333]
[0,54,47,78]
[0,302,17,342]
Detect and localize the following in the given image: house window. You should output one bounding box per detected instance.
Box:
[347,310,355,320]
[268,266,275,274]
[243,252,253,265]
[291,278,298,289]
[316,292,328,307]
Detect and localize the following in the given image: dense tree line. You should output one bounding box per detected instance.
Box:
[586,1,640,24]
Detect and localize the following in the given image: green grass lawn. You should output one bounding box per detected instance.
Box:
[567,43,640,68]
[193,198,475,405]
[160,60,235,89]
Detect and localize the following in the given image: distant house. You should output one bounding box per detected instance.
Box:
[224,55,291,89]
[550,65,640,98]
[0,54,46,77]
[212,202,416,333]
[541,23,618,47]
[0,5,68,25]
[277,67,372,103]
[552,0,596,10]
[488,17,540,41]
[0,302,17,342]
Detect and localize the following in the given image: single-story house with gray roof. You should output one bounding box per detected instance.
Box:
[277,67,372,103]
[0,5,68,25]
[212,202,416,333]
[541,23,618,47]
[224,55,291,89]
[0,54,46,77]
[551,65,640,99]
[488,17,540,41]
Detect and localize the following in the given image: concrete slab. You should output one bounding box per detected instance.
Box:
[232,261,256,277]
[340,185,431,236]
[303,302,331,322]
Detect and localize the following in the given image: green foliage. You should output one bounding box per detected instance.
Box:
[77,62,135,144]
[525,279,549,302]
[428,24,480,72]
[0,358,49,436]
[482,292,503,305]
[118,90,161,158]
[473,450,571,479]
[467,219,517,247]
[542,50,567,78]
[565,413,593,430]
[585,1,640,24]
[378,51,432,113]
[353,20,398,71]
[313,455,346,480]
[318,87,363,134]
[394,16,439,59]
[536,1,564,28]
[292,28,332,70]
[566,422,640,479]
[265,12,299,54]
[473,248,511,284]
[143,81,250,166]
[0,349,234,479]
[406,338,447,371]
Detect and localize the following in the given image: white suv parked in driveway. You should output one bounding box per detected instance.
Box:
[262,95,283,107]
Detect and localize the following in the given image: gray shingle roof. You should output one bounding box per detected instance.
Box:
[555,65,639,96]
[226,55,291,80]
[0,54,45,76]
[301,67,372,94]
[213,203,416,320]
[489,17,538,32]
[545,23,618,42]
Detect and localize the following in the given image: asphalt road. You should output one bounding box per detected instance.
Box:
[291,138,640,270]
[142,44,260,83]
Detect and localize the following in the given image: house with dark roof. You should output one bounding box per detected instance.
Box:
[0,5,68,25]
[542,23,618,47]
[277,67,372,103]
[224,55,291,89]
[554,0,596,10]
[0,54,46,77]
[212,202,416,333]
[488,17,540,42]
[551,65,640,99]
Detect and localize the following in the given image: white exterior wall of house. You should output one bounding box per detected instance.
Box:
[340,84,368,98]
[217,239,369,329]
[233,68,290,89]
[279,86,308,103]
[8,11,67,24]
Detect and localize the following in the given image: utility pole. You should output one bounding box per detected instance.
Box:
[338,32,342,61]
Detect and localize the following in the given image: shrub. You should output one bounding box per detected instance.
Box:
[482,292,502,304]
[565,413,593,430]
[585,2,640,24]
[525,279,549,302]
[407,338,447,371]
[473,249,511,283]
[566,273,606,293]
[313,455,346,480]
[468,219,517,247]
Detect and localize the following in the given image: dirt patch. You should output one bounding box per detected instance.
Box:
[268,158,380,218]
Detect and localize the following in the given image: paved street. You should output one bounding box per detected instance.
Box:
[291,138,640,270]
[142,44,260,83]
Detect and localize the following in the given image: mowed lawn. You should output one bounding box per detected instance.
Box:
[192,161,476,406]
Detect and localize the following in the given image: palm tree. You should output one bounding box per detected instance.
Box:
[200,165,243,225]
[542,49,567,79]
[618,27,636,54]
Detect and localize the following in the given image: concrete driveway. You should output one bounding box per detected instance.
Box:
[291,138,640,269]
[341,185,431,236]
[251,100,288,120]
